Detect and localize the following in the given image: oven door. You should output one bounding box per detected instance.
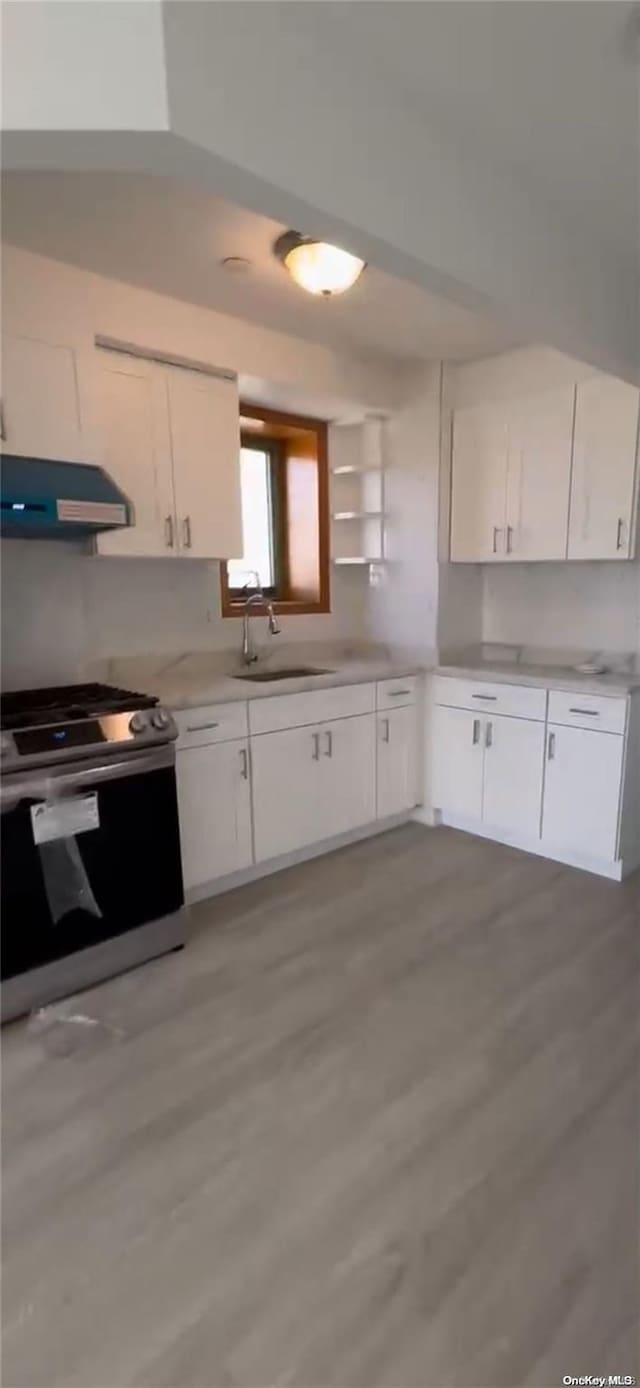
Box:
[1,744,184,980]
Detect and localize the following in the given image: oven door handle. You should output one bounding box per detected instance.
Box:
[0,745,175,810]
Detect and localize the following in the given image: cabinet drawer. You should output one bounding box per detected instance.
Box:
[174,701,249,748]
[547,690,627,735]
[432,675,546,722]
[377,676,417,709]
[249,682,376,735]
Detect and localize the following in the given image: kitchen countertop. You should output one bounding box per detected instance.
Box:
[91,651,422,710]
[436,661,640,698]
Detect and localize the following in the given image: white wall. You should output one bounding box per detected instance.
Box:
[1,1,169,131]
[482,563,640,658]
[0,245,401,687]
[0,542,366,691]
[365,367,442,662]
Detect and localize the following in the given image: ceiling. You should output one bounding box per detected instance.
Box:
[1,172,519,366]
[279,0,638,269]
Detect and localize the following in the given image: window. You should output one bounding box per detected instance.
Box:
[221,405,330,617]
[226,442,282,594]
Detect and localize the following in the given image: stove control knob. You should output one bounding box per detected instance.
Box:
[151,708,171,731]
[129,711,148,735]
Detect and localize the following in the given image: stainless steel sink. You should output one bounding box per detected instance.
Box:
[234,667,334,683]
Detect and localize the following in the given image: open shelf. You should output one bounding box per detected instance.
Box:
[331,464,383,476]
[332,556,386,566]
[332,510,382,521]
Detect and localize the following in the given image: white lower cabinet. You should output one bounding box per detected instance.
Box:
[432,705,484,820]
[377,706,419,818]
[251,723,329,863]
[432,675,635,877]
[176,738,253,890]
[482,713,546,838]
[541,725,624,862]
[251,713,376,863]
[433,703,544,836]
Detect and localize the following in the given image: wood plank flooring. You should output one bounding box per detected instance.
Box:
[2,824,639,1388]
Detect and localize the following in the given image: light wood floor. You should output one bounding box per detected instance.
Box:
[3,824,639,1388]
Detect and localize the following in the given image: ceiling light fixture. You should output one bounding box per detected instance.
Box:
[274,231,366,297]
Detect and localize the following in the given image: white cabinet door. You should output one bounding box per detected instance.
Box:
[325,714,376,836]
[450,403,509,561]
[251,725,326,862]
[177,739,252,890]
[568,377,640,560]
[505,388,574,561]
[167,368,243,560]
[94,353,176,558]
[482,714,545,838]
[1,333,84,462]
[432,705,484,821]
[377,706,418,818]
[542,725,624,862]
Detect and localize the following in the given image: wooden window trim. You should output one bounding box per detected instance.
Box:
[221,403,330,618]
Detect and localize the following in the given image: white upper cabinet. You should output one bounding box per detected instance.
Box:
[504,388,574,561]
[94,352,175,558]
[167,368,243,560]
[568,376,640,560]
[0,333,85,463]
[450,403,508,561]
[94,355,243,560]
[450,388,574,563]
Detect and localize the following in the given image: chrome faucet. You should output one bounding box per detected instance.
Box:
[241,583,281,665]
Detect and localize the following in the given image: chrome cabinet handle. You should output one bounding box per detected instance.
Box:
[324,730,333,758]
[186,721,219,733]
[472,718,481,745]
[616,518,624,551]
[164,515,174,549]
[312,732,320,761]
[568,707,599,717]
[182,516,192,549]
[492,526,501,554]
[382,717,391,744]
[239,747,249,780]
[506,525,514,554]
[472,694,497,702]
[387,689,411,697]
[547,731,556,760]
[0,400,6,442]
[485,721,493,748]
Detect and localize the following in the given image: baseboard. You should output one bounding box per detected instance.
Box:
[438,812,625,881]
[186,811,416,905]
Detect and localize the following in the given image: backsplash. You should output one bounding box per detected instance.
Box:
[1,540,367,690]
[482,562,640,657]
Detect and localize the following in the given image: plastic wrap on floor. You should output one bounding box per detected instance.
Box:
[27,1002,125,1057]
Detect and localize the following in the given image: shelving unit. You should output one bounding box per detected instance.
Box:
[329,417,387,577]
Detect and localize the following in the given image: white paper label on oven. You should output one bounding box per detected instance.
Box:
[30,794,100,846]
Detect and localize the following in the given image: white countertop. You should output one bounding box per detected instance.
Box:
[436,661,640,698]
[91,650,421,710]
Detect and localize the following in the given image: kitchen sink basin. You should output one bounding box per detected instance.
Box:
[234,667,334,683]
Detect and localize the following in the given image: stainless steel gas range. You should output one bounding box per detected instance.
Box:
[1,682,186,1022]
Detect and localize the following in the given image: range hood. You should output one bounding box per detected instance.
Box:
[1,455,132,539]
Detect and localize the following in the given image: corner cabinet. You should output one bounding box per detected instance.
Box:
[431,675,639,879]
[95,352,242,561]
[450,376,640,564]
